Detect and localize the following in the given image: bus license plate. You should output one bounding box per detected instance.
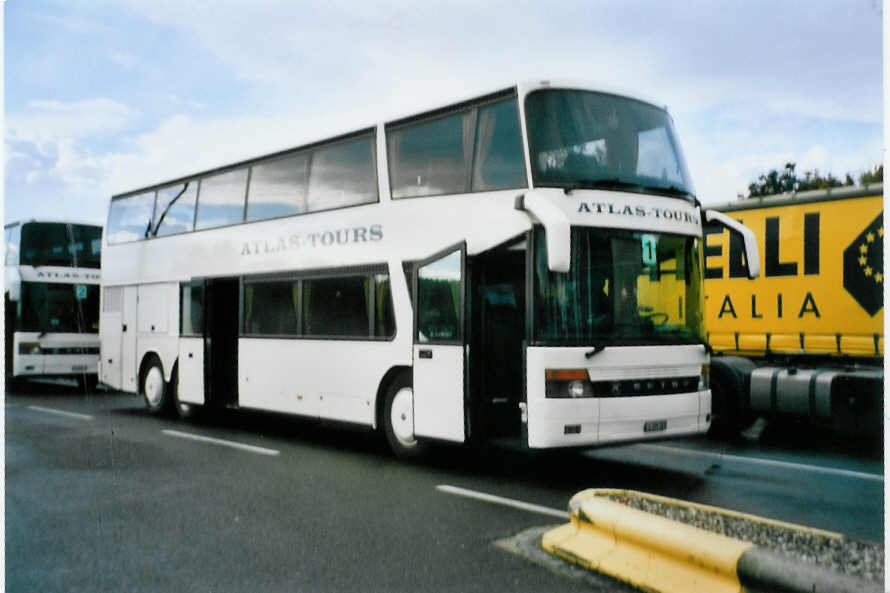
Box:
[644,420,667,433]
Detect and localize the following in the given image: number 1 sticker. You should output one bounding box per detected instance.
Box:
[641,235,657,266]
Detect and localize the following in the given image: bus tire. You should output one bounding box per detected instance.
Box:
[76,374,98,393]
[141,355,169,414]
[170,366,200,420]
[382,373,426,459]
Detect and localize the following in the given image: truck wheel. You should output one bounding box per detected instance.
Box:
[708,360,754,437]
[382,373,426,459]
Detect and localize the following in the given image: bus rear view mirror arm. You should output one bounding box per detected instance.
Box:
[515,191,571,273]
[704,209,760,278]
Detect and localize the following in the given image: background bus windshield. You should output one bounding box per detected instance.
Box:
[525,89,695,200]
[20,223,102,268]
[18,282,100,334]
[534,228,703,345]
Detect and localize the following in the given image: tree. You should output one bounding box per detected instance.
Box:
[860,164,883,185]
[746,162,855,198]
[747,162,798,197]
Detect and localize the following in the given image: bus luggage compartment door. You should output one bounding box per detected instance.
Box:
[99,287,123,389]
[121,286,138,391]
[412,245,466,443]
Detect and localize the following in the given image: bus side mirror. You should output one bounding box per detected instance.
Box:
[704,209,760,278]
[515,191,571,273]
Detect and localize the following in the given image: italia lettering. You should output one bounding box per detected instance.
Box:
[716,292,820,319]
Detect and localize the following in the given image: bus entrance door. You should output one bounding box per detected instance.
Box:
[205,277,239,408]
[412,245,466,443]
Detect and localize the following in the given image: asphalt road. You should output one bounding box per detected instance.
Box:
[5,380,883,593]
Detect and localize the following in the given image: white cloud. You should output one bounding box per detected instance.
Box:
[109,51,137,68]
[34,11,111,36]
[116,0,882,125]
[7,98,141,143]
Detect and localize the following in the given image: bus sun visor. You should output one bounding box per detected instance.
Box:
[515,191,571,273]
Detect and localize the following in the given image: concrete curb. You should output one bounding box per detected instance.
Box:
[541,489,881,593]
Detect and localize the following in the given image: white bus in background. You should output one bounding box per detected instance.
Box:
[100,80,758,457]
[5,220,102,391]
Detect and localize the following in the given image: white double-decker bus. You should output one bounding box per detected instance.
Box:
[100,81,757,456]
[5,220,102,390]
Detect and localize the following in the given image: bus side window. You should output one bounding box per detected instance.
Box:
[243,281,298,336]
[155,183,198,237]
[195,168,249,230]
[107,191,156,243]
[307,135,377,212]
[247,153,310,222]
[180,282,204,336]
[373,274,396,338]
[471,98,526,191]
[303,276,370,338]
[416,251,462,342]
[388,111,474,199]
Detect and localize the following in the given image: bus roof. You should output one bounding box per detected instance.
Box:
[4,219,103,230]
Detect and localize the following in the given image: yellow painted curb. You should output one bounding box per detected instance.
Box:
[581,488,842,539]
[542,494,754,593]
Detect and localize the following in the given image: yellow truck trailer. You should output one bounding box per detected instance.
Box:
[704,183,883,436]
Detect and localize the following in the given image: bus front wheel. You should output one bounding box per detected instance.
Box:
[383,374,426,459]
[141,356,169,414]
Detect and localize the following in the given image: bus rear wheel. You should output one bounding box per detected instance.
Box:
[383,374,426,459]
[141,356,169,414]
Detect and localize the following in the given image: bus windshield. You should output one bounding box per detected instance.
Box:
[533,228,703,345]
[19,282,100,333]
[525,89,695,200]
[20,222,102,268]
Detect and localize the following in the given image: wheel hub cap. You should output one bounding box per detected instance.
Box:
[144,367,164,406]
[390,387,416,446]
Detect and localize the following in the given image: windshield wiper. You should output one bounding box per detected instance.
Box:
[584,344,606,359]
[639,184,695,199]
[562,178,644,195]
[149,183,190,237]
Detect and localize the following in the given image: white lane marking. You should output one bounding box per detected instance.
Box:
[633,443,883,482]
[27,405,93,421]
[162,429,280,456]
[436,484,567,519]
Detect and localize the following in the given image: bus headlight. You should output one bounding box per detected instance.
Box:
[545,369,593,398]
[568,380,588,398]
[19,342,42,355]
[698,364,710,391]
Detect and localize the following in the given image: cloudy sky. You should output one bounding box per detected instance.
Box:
[4,0,884,226]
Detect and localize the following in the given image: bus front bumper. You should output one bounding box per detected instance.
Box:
[525,390,710,449]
